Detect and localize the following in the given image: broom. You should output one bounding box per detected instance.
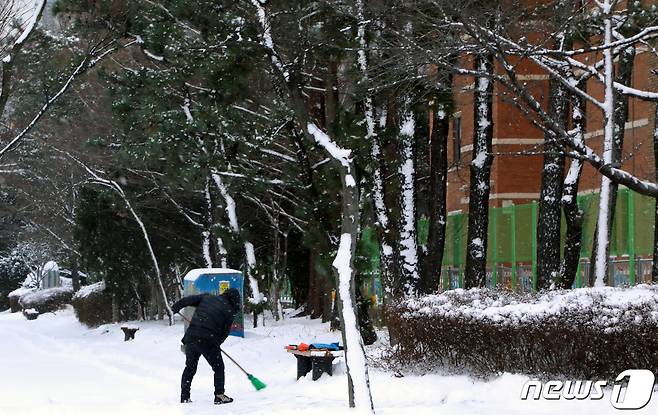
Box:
[178,312,267,391]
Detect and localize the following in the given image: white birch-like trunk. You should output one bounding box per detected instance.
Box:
[211,171,263,303]
[356,0,394,298]
[398,103,420,296]
[594,0,615,287]
[202,231,213,268]
[334,233,375,413]
[243,241,262,304]
[202,178,214,268]
[250,1,374,408]
[119,190,173,324]
[307,123,375,411]
[70,156,175,325]
[217,237,228,268]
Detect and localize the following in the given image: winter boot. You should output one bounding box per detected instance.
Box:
[181,395,192,403]
[214,394,234,405]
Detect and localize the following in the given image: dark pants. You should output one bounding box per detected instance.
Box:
[181,337,225,399]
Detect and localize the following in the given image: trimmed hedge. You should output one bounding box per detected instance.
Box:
[72,282,113,327]
[387,286,658,380]
[18,287,73,314]
[8,287,35,313]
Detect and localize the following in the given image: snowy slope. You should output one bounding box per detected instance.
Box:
[0,307,656,415]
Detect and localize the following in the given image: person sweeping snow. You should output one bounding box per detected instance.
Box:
[171,288,241,405]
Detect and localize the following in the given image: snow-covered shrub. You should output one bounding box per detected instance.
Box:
[387,286,658,379]
[8,287,35,312]
[72,282,113,327]
[18,286,73,314]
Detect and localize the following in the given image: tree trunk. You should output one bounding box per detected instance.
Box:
[202,177,214,268]
[423,102,450,293]
[397,99,420,296]
[536,78,568,290]
[589,45,635,287]
[651,103,658,284]
[605,45,636,279]
[373,133,397,300]
[290,130,335,318]
[148,282,157,320]
[592,5,616,286]
[330,289,341,331]
[354,4,395,302]
[211,171,263,306]
[102,179,173,324]
[333,166,375,411]
[249,3,374,407]
[464,54,494,288]
[382,101,403,299]
[111,293,119,323]
[270,280,282,321]
[355,283,377,346]
[307,251,321,318]
[321,277,334,323]
[216,237,228,268]
[560,82,587,289]
[270,228,283,321]
[120,188,173,324]
[70,255,81,292]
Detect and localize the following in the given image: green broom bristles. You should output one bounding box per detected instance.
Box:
[248,374,267,391]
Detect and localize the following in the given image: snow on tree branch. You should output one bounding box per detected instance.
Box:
[0,37,139,159]
[306,122,356,187]
[0,0,46,118]
[250,0,288,82]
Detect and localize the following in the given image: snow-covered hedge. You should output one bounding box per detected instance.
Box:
[72,282,113,327]
[8,287,36,312]
[18,286,73,314]
[387,286,658,379]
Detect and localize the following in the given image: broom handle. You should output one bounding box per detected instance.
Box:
[219,348,249,375]
[177,312,250,376]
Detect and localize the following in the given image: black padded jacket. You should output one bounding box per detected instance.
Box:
[172,288,241,344]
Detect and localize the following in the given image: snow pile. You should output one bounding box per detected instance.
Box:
[389,286,658,379]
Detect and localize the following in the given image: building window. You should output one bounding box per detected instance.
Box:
[453,115,461,163]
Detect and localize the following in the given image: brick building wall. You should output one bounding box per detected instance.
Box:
[445,24,658,214]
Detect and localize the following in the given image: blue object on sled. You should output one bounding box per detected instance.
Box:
[182,268,245,338]
[309,342,341,351]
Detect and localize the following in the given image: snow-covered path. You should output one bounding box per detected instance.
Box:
[1,307,656,415]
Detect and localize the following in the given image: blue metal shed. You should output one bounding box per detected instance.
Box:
[182,268,245,338]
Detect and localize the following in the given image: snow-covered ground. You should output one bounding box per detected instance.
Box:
[1,307,656,415]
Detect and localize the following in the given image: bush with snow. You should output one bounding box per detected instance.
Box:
[72,281,113,327]
[19,286,73,314]
[8,286,36,312]
[387,285,658,379]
